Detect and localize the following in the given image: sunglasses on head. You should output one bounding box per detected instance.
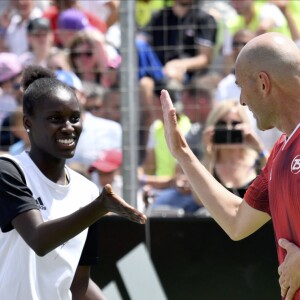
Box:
[71,51,93,59]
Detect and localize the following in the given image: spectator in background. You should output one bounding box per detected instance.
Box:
[79,0,121,49]
[54,69,122,169]
[84,82,105,119]
[3,0,43,55]
[181,81,214,160]
[46,48,72,71]
[135,0,173,29]
[20,17,57,68]
[222,0,291,75]
[136,0,217,164]
[101,50,121,89]
[56,8,93,49]
[271,0,300,47]
[102,88,121,123]
[216,29,255,102]
[138,0,217,85]
[202,100,268,179]
[79,0,119,29]
[0,53,23,151]
[68,29,110,86]
[88,149,123,197]
[8,107,30,155]
[43,0,107,48]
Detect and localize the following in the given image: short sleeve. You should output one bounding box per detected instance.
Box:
[244,136,285,216]
[0,158,38,232]
[195,11,217,47]
[78,220,101,266]
[244,164,270,215]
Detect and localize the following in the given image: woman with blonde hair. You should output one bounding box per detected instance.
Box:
[202,99,268,198]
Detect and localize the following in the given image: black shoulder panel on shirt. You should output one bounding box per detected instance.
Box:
[0,157,26,184]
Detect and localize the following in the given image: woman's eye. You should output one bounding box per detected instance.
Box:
[49,116,61,122]
[71,116,80,123]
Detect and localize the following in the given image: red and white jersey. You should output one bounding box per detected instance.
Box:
[245,124,300,266]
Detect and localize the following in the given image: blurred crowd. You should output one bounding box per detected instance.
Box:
[0,0,299,216]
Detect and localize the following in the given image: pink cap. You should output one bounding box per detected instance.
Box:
[89,149,122,173]
[108,54,121,69]
[0,53,22,83]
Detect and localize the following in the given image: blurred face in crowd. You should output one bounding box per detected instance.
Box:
[13,0,34,19]
[47,50,71,71]
[230,0,253,15]
[52,0,77,11]
[97,170,116,188]
[0,74,23,104]
[71,42,97,73]
[28,30,54,55]
[232,30,255,61]
[173,0,193,18]
[182,90,212,124]
[104,91,121,123]
[101,68,119,88]
[85,95,104,118]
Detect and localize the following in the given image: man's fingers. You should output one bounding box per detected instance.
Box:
[160,89,173,108]
[285,286,297,300]
[279,238,290,250]
[281,285,288,298]
[160,89,176,118]
[278,238,299,252]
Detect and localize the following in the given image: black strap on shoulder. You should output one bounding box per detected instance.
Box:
[0,157,27,184]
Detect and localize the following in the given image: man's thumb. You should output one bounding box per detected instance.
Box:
[278,238,290,250]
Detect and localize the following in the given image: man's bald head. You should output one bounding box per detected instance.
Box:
[235,32,300,83]
[235,32,300,134]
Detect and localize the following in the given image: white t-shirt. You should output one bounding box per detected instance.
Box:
[0,152,99,300]
[4,7,43,55]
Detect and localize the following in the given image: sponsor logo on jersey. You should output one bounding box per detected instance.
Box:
[291,155,300,174]
[35,197,46,210]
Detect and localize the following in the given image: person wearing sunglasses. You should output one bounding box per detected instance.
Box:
[20,17,57,69]
[202,100,268,187]
[68,29,112,87]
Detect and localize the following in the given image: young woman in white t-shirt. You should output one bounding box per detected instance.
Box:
[0,65,146,300]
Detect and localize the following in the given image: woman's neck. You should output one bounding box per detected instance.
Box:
[214,149,257,188]
[28,150,66,184]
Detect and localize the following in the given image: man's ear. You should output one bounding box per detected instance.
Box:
[258,71,270,94]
